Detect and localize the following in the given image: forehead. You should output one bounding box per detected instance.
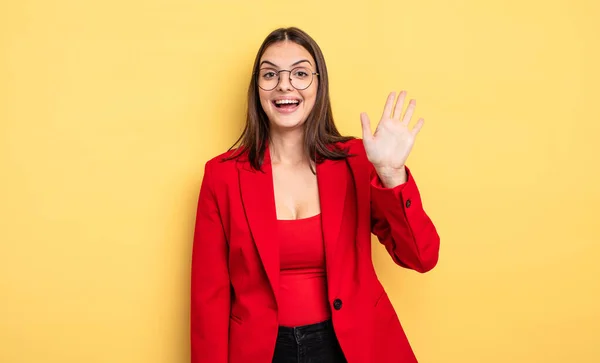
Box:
[259,41,315,68]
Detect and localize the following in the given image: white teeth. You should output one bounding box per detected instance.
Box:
[275,99,300,105]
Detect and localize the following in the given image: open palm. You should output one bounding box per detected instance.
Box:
[360,90,424,170]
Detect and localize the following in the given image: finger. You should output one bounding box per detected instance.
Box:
[393,90,407,120]
[411,118,424,136]
[402,99,416,124]
[381,92,396,120]
[360,112,373,141]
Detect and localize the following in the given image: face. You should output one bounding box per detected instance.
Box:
[257,41,318,131]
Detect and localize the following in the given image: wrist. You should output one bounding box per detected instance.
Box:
[375,165,407,188]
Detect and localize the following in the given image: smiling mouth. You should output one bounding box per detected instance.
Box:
[273,99,301,110]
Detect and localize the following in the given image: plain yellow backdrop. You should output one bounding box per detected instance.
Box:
[1,0,599,362]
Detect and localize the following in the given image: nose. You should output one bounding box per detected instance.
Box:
[277,71,294,91]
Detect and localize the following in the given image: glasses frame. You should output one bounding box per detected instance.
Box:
[256,67,319,91]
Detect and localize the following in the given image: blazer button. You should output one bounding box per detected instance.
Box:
[405,199,412,208]
[333,298,343,310]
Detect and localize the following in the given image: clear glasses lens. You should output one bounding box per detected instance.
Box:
[257,67,314,90]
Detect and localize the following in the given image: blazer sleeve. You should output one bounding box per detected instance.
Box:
[190,161,230,363]
[370,165,440,273]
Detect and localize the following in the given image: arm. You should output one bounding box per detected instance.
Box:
[370,165,440,273]
[190,161,230,363]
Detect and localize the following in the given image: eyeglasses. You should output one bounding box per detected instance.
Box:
[256,67,319,91]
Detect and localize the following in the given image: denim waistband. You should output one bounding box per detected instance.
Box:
[277,319,334,336]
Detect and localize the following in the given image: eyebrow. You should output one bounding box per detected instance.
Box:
[259,59,312,68]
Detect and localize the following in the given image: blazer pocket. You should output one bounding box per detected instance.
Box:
[373,290,396,322]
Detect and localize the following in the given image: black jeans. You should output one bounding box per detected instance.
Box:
[272,319,347,363]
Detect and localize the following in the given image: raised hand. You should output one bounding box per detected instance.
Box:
[360,90,424,188]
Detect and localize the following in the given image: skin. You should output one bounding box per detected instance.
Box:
[258,41,425,220]
[258,41,318,135]
[258,41,320,220]
[361,90,425,188]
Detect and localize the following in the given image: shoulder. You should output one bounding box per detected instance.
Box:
[327,138,374,177]
[338,138,366,156]
[203,148,243,181]
[335,138,370,165]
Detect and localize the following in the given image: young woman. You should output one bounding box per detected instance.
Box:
[191,27,440,363]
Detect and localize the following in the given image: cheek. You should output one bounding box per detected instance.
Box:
[258,92,272,111]
[309,81,318,101]
[303,88,318,108]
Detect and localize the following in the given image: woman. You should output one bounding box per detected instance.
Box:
[191,27,440,363]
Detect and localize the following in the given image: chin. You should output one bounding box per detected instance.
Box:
[265,103,309,130]
[270,115,306,130]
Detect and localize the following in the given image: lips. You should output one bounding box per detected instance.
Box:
[272,98,302,114]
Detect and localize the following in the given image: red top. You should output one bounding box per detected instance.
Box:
[276,213,331,327]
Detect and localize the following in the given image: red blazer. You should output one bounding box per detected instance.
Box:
[191,139,440,363]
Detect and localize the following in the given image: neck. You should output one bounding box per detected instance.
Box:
[268,128,307,166]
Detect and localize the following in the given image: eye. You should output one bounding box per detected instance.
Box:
[259,69,278,79]
[293,69,310,78]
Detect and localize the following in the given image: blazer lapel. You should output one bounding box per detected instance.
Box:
[237,148,352,306]
[317,158,347,293]
[238,152,280,305]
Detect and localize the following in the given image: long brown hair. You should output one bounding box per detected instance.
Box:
[224,27,354,171]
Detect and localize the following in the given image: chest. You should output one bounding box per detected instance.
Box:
[271,164,320,220]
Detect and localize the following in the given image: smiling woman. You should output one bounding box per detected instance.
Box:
[224,27,354,171]
[257,44,319,129]
[190,27,440,363]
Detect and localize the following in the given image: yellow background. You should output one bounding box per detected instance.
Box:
[1,0,599,362]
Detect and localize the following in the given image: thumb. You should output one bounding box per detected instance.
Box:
[360,112,373,142]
